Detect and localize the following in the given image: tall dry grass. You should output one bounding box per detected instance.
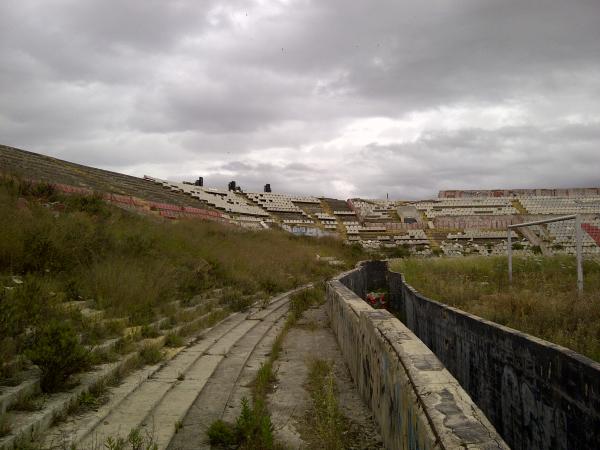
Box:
[392,256,600,362]
[0,176,364,376]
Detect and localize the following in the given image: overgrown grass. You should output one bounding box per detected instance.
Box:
[305,359,344,450]
[103,428,157,450]
[0,413,11,437]
[138,345,163,366]
[392,256,600,362]
[0,176,364,389]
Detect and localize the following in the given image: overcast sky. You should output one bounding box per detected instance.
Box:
[1,0,599,199]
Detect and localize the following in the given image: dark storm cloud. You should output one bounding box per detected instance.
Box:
[355,122,600,199]
[0,0,599,198]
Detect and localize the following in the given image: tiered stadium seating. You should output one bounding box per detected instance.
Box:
[415,198,517,218]
[148,178,270,217]
[518,196,600,215]
[350,199,399,220]
[322,198,354,213]
[315,213,336,221]
[281,218,315,225]
[546,220,600,254]
[358,225,387,232]
[345,225,359,235]
[394,230,429,245]
[447,230,518,240]
[0,146,221,210]
[246,192,318,214]
[334,210,357,216]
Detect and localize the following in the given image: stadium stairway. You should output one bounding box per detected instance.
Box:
[517,226,552,256]
[36,286,309,450]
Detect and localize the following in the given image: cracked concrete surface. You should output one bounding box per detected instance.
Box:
[268,305,384,449]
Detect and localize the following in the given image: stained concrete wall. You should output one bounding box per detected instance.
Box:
[372,261,599,450]
[327,265,507,450]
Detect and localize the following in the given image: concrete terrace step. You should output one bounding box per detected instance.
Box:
[39,311,242,449]
[0,353,140,450]
[167,299,292,450]
[0,305,228,450]
[78,313,246,444]
[0,300,222,417]
[78,297,292,449]
[41,286,307,449]
[0,373,40,415]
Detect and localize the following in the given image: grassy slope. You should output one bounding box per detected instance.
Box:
[391,256,600,362]
[0,177,364,373]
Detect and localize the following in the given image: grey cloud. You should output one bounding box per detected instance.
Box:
[354,123,600,199]
[0,0,599,198]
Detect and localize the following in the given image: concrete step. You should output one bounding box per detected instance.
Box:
[38,311,239,449]
[220,313,287,425]
[76,289,299,449]
[0,352,140,450]
[4,307,228,450]
[167,302,291,450]
[75,313,246,448]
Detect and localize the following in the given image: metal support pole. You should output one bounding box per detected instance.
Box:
[509,214,584,293]
[575,214,584,294]
[507,228,513,285]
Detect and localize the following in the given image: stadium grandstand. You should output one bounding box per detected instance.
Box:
[1,144,600,257]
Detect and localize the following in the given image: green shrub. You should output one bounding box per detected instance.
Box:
[0,177,56,200]
[389,244,411,259]
[140,325,160,339]
[25,320,90,392]
[207,419,237,447]
[207,397,275,450]
[104,428,157,450]
[222,288,252,312]
[431,248,443,257]
[0,279,56,342]
[164,333,184,348]
[64,193,110,217]
[139,345,163,365]
[10,392,44,411]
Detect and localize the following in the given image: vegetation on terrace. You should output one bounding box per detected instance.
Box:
[207,285,326,449]
[0,176,364,391]
[391,256,600,363]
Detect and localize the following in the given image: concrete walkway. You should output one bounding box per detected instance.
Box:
[268,305,384,449]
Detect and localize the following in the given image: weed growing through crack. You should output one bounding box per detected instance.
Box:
[207,397,277,450]
[305,359,344,450]
[174,419,183,434]
[103,427,157,450]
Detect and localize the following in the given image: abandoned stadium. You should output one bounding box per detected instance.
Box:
[1,144,599,450]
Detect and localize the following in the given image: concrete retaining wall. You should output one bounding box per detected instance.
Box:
[372,261,600,450]
[327,264,507,449]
